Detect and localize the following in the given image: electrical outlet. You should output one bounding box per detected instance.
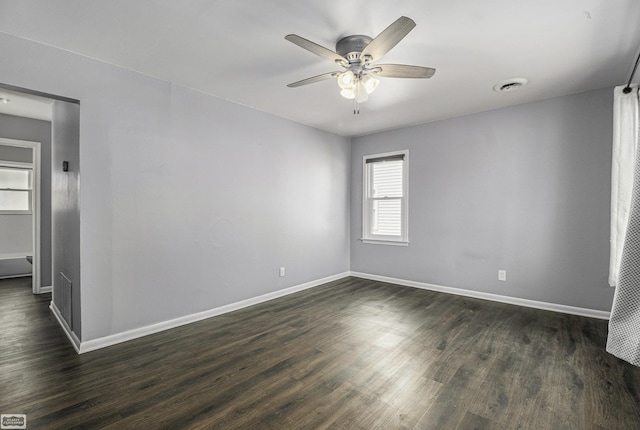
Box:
[498,270,507,282]
[279,267,285,277]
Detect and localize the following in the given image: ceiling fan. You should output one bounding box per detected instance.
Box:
[285,16,435,114]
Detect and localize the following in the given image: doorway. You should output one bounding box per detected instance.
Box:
[1,83,81,345]
[0,138,42,293]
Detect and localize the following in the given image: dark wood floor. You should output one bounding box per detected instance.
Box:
[1,276,639,429]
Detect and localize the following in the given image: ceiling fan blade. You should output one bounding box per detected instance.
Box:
[372,64,436,79]
[287,71,341,88]
[285,34,347,65]
[360,16,416,62]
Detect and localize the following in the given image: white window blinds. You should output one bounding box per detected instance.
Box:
[370,159,403,235]
[0,167,32,213]
[362,151,408,244]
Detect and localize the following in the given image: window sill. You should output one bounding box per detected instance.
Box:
[360,238,409,247]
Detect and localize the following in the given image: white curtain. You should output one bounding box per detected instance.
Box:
[607,84,640,366]
[609,85,639,287]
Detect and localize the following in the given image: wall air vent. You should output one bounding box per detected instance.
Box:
[59,272,73,329]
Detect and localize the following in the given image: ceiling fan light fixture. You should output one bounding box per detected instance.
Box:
[361,75,379,94]
[355,82,369,103]
[337,71,356,89]
[340,88,356,99]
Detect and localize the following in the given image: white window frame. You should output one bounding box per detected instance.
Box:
[0,161,34,215]
[361,150,409,246]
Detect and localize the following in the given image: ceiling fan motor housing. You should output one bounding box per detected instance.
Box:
[336,35,372,63]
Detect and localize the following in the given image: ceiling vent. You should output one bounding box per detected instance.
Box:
[493,78,528,92]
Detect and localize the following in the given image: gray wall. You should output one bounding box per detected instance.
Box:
[0,209,31,255]
[351,87,614,311]
[0,32,350,341]
[52,101,81,335]
[0,115,52,286]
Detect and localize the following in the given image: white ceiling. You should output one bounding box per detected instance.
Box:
[0,0,639,137]
[0,88,53,121]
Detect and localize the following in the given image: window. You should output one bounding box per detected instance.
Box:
[362,150,408,245]
[0,165,33,214]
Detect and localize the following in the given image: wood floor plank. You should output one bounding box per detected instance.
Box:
[457,411,491,430]
[1,276,639,429]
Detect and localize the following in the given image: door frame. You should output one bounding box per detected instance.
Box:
[0,137,42,294]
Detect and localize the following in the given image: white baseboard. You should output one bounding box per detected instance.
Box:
[349,272,611,320]
[58,270,609,355]
[50,301,81,353]
[0,273,32,280]
[0,252,30,260]
[78,271,350,354]
[39,285,52,293]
